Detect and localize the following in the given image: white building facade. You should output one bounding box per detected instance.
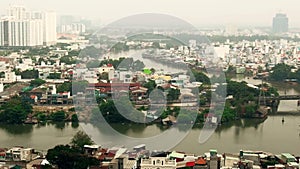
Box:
[0,5,56,47]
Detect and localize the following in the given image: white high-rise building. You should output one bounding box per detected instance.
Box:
[59,23,86,34]
[0,18,29,46]
[0,5,56,47]
[7,5,26,20]
[42,11,57,45]
[28,19,43,46]
[0,17,44,47]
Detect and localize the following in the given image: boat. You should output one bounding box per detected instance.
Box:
[161,115,177,125]
[253,106,270,118]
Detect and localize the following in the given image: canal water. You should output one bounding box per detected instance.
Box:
[0,50,299,155]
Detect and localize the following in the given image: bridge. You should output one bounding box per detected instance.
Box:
[258,95,300,113]
[264,95,300,101]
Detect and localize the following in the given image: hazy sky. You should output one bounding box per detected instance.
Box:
[1,0,300,27]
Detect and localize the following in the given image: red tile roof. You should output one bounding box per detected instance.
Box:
[195,157,207,165]
[186,161,195,167]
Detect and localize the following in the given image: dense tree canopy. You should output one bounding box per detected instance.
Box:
[0,96,32,124]
[217,80,259,105]
[50,111,66,122]
[30,78,46,87]
[99,58,125,69]
[167,88,181,101]
[269,63,292,81]
[46,145,99,169]
[143,80,156,94]
[60,56,77,65]
[57,82,72,93]
[192,70,210,84]
[57,81,88,95]
[79,46,103,58]
[21,69,39,79]
[48,73,61,79]
[70,131,94,150]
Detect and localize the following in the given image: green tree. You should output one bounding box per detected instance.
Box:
[60,56,77,65]
[48,73,61,79]
[167,88,181,101]
[57,82,72,93]
[21,69,39,79]
[51,111,66,122]
[71,114,79,123]
[0,96,32,124]
[70,131,94,150]
[99,57,125,69]
[36,112,48,122]
[220,103,237,123]
[143,80,156,94]
[257,66,263,73]
[46,145,99,169]
[244,104,257,118]
[293,69,300,82]
[79,46,102,58]
[269,63,292,81]
[150,68,156,74]
[30,78,46,87]
[192,70,210,84]
[0,72,5,78]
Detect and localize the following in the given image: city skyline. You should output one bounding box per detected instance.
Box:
[1,0,300,28]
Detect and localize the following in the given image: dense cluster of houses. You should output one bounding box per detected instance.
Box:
[2,32,300,105]
[81,145,300,169]
[0,145,299,169]
[0,146,49,169]
[207,39,300,75]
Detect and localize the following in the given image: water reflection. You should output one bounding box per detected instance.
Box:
[89,118,267,139]
[71,122,79,128]
[35,122,47,128]
[53,122,66,130]
[214,118,266,134]
[0,124,33,135]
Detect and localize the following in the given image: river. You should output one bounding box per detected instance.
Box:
[0,51,299,155]
[0,116,299,155]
